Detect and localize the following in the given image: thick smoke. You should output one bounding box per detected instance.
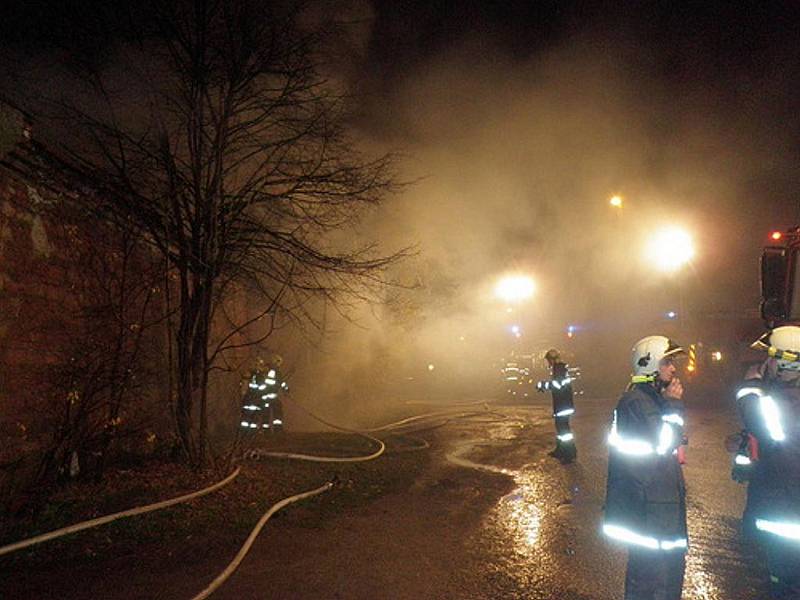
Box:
[287,8,800,426]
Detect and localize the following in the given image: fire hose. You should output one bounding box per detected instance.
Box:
[191,399,508,598]
[0,398,510,599]
[0,466,242,558]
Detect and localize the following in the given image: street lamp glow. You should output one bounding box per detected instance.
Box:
[645,227,695,273]
[495,275,536,303]
[609,195,623,208]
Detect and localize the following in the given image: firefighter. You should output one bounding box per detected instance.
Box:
[239,355,289,433]
[734,326,800,598]
[725,360,769,538]
[262,354,288,433]
[603,335,687,600]
[536,348,576,463]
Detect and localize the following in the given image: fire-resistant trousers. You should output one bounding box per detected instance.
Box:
[554,415,576,460]
[624,547,685,600]
[267,398,284,433]
[764,537,800,599]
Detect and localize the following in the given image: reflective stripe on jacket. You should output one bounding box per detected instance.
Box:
[548,361,575,416]
[736,380,800,542]
[604,382,687,549]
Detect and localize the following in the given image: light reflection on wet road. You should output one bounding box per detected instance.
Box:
[449,398,771,599]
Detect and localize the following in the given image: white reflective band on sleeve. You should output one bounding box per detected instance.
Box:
[603,524,687,550]
[264,393,277,399]
[243,405,261,411]
[262,424,269,428]
[662,413,684,427]
[249,424,257,428]
[258,384,267,390]
[760,395,786,441]
[267,369,276,378]
[273,419,283,425]
[608,410,655,455]
[557,432,574,442]
[240,421,250,427]
[248,383,258,389]
[264,378,276,385]
[735,454,752,465]
[552,380,562,389]
[561,377,572,386]
[555,408,575,417]
[656,423,674,455]
[281,382,288,389]
[756,519,800,541]
[736,387,764,400]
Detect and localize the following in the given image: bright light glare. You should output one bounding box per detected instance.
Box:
[646,227,695,272]
[495,275,535,303]
[610,195,623,208]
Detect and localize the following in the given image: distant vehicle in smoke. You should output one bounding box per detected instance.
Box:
[500,357,533,399]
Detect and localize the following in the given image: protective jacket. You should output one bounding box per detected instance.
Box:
[736,380,800,541]
[604,381,687,550]
[538,361,575,417]
[240,365,288,430]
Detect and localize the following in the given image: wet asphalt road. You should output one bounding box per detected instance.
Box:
[440,396,771,600]
[213,395,772,599]
[3,395,772,599]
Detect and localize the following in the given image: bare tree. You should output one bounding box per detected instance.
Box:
[21,0,406,466]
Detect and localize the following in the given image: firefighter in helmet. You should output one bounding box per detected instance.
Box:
[603,335,687,600]
[537,348,577,463]
[733,326,800,598]
[239,354,288,433]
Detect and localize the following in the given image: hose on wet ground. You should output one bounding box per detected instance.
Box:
[190,480,335,600]
[0,466,242,558]
[193,399,512,598]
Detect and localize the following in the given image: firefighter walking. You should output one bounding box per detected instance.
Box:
[603,335,688,600]
[732,326,800,598]
[537,348,576,463]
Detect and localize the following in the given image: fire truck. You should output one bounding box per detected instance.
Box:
[760,227,800,327]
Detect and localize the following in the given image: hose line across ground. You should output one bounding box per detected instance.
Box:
[0,467,242,558]
[190,481,334,600]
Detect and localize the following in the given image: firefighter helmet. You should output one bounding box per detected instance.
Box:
[752,325,800,371]
[631,335,684,376]
[545,348,560,362]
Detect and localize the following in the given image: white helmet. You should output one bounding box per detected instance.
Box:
[752,325,800,371]
[631,335,684,376]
